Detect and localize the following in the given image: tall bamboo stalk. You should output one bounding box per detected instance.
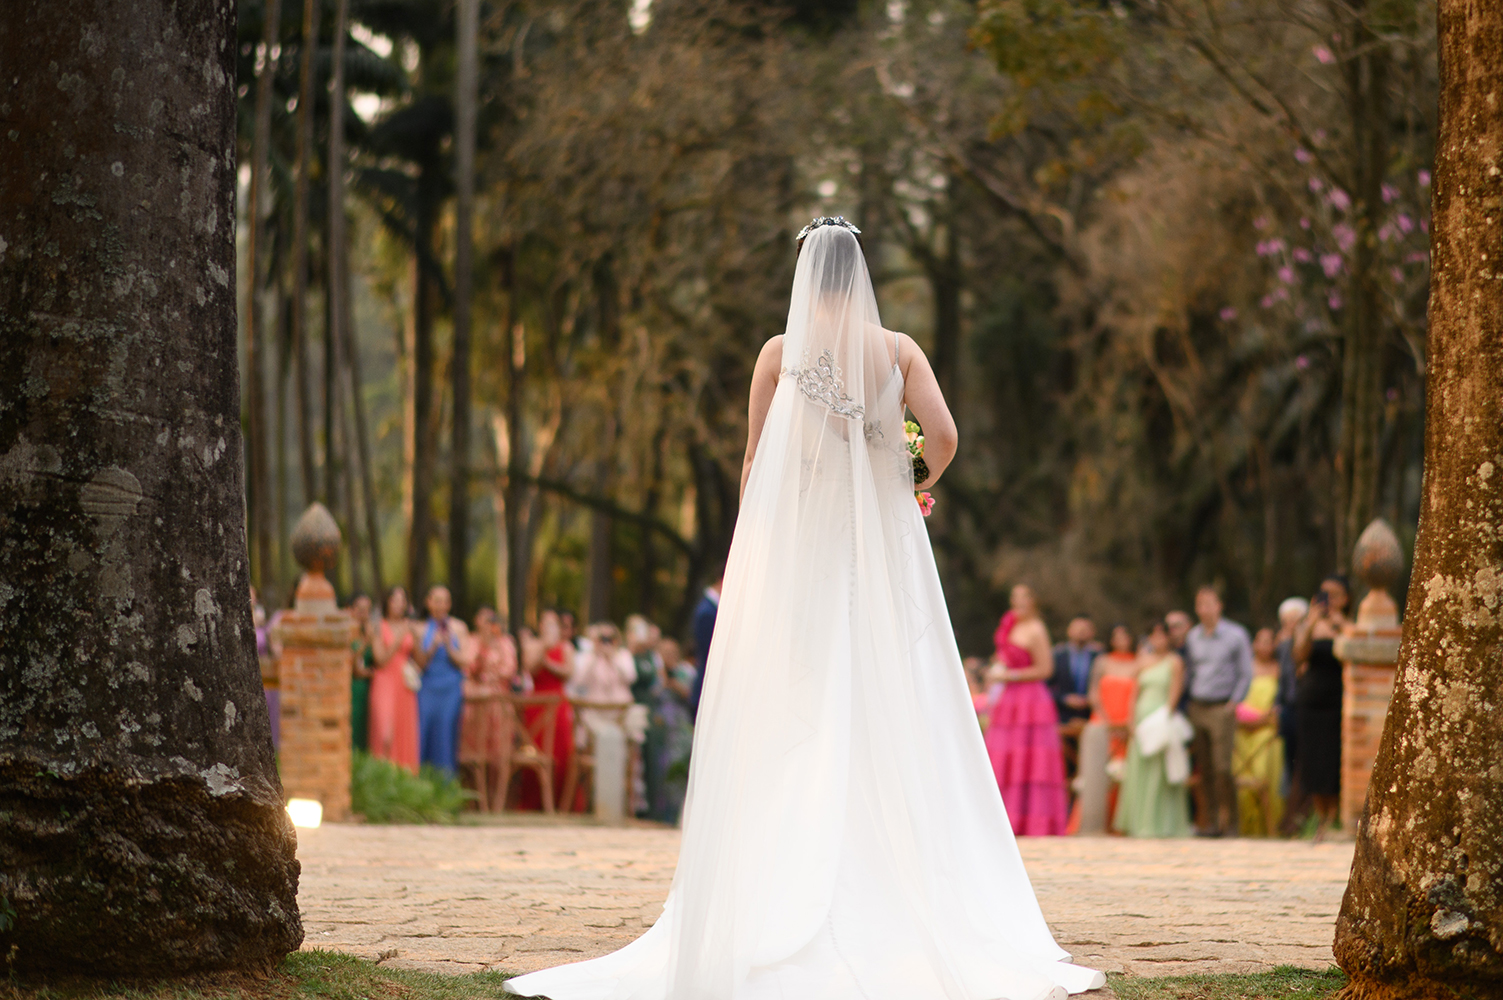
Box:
[243,0,281,590]
[326,0,350,572]
[290,0,319,507]
[345,253,385,597]
[450,0,479,614]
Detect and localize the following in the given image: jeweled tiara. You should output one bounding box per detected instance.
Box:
[795,216,862,247]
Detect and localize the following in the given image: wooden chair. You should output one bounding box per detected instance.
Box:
[498,693,562,815]
[562,700,635,817]
[458,691,513,813]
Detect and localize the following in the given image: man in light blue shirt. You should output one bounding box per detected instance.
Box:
[1184,586,1253,837]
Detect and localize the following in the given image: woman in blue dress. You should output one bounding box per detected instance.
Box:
[414,585,473,777]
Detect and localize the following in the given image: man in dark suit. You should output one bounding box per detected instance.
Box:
[687,572,722,720]
[1049,615,1101,725]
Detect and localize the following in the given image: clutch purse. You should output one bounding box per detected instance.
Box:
[403,662,423,691]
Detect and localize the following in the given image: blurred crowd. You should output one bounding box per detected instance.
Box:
[252,576,722,824]
[974,577,1354,840]
[253,569,1354,838]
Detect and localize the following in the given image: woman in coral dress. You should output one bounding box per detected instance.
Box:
[516,609,576,811]
[460,608,517,808]
[368,586,420,774]
[1089,624,1140,829]
[984,585,1069,836]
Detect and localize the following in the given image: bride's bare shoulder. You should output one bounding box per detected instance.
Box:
[754,335,784,379]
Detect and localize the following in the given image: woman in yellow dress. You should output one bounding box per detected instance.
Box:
[1234,627,1285,836]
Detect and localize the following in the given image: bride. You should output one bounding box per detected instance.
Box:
[504,219,1104,1000]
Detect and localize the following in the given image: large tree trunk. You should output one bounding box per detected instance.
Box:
[0,0,302,974]
[449,0,478,616]
[1332,1,1503,995]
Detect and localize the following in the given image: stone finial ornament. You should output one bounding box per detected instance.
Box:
[1351,518,1405,628]
[291,502,341,610]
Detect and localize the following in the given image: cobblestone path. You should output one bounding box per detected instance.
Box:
[296,821,1354,984]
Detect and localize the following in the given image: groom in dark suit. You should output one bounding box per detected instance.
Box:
[688,571,722,720]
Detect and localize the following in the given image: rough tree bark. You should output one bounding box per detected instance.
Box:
[1332,1,1503,995]
[0,0,302,975]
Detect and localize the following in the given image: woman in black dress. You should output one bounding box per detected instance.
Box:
[1292,575,1351,841]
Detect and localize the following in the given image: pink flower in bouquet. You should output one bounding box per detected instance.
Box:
[916,492,935,517]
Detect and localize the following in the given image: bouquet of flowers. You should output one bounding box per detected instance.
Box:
[905,420,936,517]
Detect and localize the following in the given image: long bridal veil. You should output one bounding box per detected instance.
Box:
[504,225,1103,1000]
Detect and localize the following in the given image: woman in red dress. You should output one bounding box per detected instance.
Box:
[368,586,420,773]
[516,609,576,810]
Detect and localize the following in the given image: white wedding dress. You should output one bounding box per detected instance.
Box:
[505,226,1104,1000]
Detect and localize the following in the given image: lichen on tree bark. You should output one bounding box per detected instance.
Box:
[0,0,302,975]
[1332,1,1503,997]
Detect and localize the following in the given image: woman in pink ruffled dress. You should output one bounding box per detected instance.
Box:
[985,584,1070,836]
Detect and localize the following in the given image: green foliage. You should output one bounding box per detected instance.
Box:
[349,751,472,824]
[1109,965,1348,1000]
[0,895,14,932]
[971,0,1124,134]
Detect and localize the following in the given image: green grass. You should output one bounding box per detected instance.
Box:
[349,752,474,824]
[1,952,512,1000]
[1110,965,1347,1000]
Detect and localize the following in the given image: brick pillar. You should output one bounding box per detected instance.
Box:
[1333,518,1405,832]
[273,502,355,821]
[1335,634,1400,832]
[273,609,355,821]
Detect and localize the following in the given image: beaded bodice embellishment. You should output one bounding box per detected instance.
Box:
[783,350,865,421]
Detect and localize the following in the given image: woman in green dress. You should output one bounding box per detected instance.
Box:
[1113,621,1191,838]
[349,594,375,753]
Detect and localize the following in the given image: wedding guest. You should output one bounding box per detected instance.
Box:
[688,572,722,719]
[460,608,517,809]
[1234,627,1285,836]
[626,615,667,818]
[369,586,420,773]
[1184,586,1253,837]
[1165,610,1192,658]
[252,585,278,750]
[1050,616,1101,726]
[1089,625,1140,824]
[415,585,474,778]
[349,593,375,753]
[1114,622,1190,837]
[572,622,636,703]
[1274,596,1309,812]
[655,637,696,824]
[518,609,576,810]
[984,584,1069,836]
[962,655,990,726]
[1293,576,1350,841]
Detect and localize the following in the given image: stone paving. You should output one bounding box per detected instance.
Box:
[296,819,1355,985]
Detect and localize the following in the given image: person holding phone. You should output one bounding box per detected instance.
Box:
[1292,575,1351,840]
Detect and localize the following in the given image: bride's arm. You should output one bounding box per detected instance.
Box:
[899,335,959,489]
[741,335,785,501]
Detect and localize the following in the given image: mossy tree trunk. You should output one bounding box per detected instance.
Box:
[1332,1,1503,996]
[0,0,302,975]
